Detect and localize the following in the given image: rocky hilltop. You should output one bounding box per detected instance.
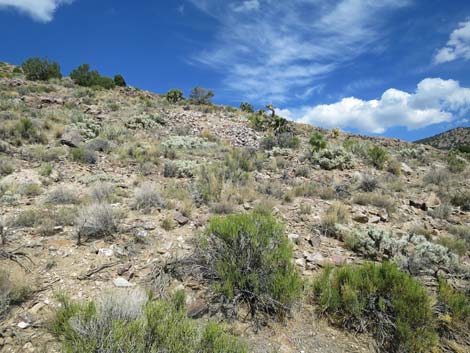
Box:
[0,61,469,353]
[415,127,470,150]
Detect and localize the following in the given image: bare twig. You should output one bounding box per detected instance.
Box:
[77,262,119,280]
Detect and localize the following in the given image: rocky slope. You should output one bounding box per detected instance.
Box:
[0,61,469,353]
[415,127,470,149]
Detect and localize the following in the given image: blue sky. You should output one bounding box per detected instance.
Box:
[1,0,470,141]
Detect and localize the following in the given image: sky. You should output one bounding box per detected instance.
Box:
[1,0,470,141]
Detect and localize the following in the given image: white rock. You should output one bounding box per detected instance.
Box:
[17,321,30,329]
[113,277,134,287]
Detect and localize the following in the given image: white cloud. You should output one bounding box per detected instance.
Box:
[0,0,74,22]
[434,20,470,64]
[231,0,259,12]
[280,78,470,134]
[187,0,411,103]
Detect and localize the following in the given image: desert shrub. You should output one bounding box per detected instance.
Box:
[448,225,470,245]
[428,204,452,220]
[224,148,255,183]
[113,74,126,87]
[189,87,214,105]
[437,278,470,331]
[312,262,437,353]
[343,138,371,158]
[358,175,379,192]
[19,182,42,196]
[70,64,115,89]
[193,164,224,205]
[299,203,312,215]
[13,208,43,227]
[320,201,350,236]
[436,235,467,256]
[163,160,196,178]
[76,202,118,240]
[312,147,355,170]
[166,89,184,103]
[294,165,310,178]
[450,192,470,211]
[367,146,389,170]
[345,228,459,275]
[261,132,299,150]
[201,211,302,319]
[17,117,36,139]
[45,188,79,205]
[53,290,247,353]
[211,200,235,215]
[308,132,327,152]
[247,113,266,131]
[21,57,62,81]
[70,146,97,164]
[0,159,14,176]
[240,102,254,113]
[86,138,111,153]
[89,182,115,203]
[0,269,30,319]
[353,192,395,213]
[424,168,450,186]
[330,127,340,138]
[386,159,401,175]
[132,182,166,213]
[161,216,176,231]
[447,150,467,173]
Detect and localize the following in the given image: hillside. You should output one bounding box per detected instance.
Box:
[415,127,470,150]
[0,60,470,353]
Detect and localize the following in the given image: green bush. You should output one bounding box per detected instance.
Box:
[113,74,126,87]
[21,57,62,81]
[447,150,467,173]
[312,262,437,352]
[367,146,389,169]
[166,89,184,103]
[437,278,470,329]
[202,211,302,319]
[189,87,214,105]
[53,290,247,353]
[450,191,470,211]
[261,132,299,150]
[70,64,115,89]
[240,102,254,113]
[308,132,327,152]
[312,147,355,170]
[70,146,97,164]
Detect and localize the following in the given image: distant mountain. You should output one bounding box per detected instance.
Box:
[415,127,470,150]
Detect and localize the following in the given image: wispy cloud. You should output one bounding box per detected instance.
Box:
[0,0,74,22]
[280,78,470,134]
[187,0,411,103]
[434,19,470,64]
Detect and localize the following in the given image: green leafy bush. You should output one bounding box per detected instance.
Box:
[450,191,470,211]
[447,150,467,173]
[166,89,184,103]
[70,64,115,89]
[312,262,437,353]
[261,132,299,150]
[367,146,389,169]
[53,290,247,353]
[189,87,214,105]
[240,102,254,113]
[21,57,62,81]
[202,211,302,319]
[309,132,327,152]
[70,146,97,164]
[113,74,126,87]
[437,278,470,330]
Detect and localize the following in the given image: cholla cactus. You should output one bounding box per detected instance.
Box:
[330,127,341,138]
[313,147,355,170]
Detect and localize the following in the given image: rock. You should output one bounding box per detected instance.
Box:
[353,214,369,223]
[98,248,114,257]
[174,212,189,226]
[113,277,134,287]
[243,203,252,210]
[410,200,428,211]
[144,223,157,230]
[295,258,306,268]
[17,321,30,329]
[287,233,300,244]
[400,162,413,175]
[426,192,441,208]
[369,216,381,224]
[60,129,82,148]
[304,252,325,265]
[331,254,347,265]
[187,299,208,319]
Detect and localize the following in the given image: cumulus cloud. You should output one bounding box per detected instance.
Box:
[434,20,470,64]
[0,0,74,22]
[187,0,411,103]
[280,78,470,134]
